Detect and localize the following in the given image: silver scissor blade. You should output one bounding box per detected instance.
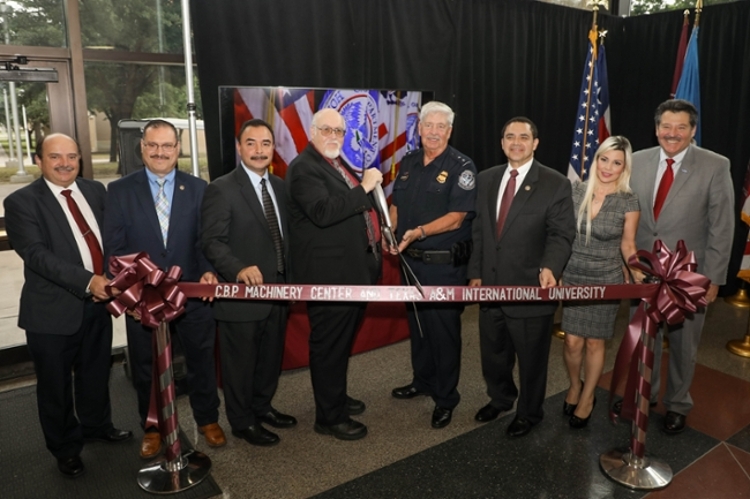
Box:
[398,252,425,298]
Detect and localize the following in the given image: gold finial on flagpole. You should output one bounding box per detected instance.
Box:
[695,0,703,26]
[586,0,608,28]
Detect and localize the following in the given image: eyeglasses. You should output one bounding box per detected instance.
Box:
[315,126,346,138]
[143,142,178,153]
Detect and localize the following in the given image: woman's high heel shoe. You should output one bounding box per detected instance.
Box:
[563,380,584,416]
[569,396,596,429]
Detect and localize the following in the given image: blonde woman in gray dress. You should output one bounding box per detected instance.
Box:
[561,136,642,428]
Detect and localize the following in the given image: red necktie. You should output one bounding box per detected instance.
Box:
[496,169,519,238]
[61,189,104,275]
[653,158,675,221]
[331,159,381,250]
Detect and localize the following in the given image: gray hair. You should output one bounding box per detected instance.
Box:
[420,101,455,126]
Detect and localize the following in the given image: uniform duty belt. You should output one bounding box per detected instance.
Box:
[404,248,452,265]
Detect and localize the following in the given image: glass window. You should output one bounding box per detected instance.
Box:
[84,62,206,180]
[79,0,184,53]
[0,0,68,48]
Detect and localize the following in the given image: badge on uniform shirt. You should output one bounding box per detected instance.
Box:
[436,171,448,184]
[400,172,409,181]
[458,170,476,190]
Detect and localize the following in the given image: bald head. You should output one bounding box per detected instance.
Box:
[35,134,82,188]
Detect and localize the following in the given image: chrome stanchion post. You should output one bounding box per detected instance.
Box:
[600,305,672,489]
[137,321,211,494]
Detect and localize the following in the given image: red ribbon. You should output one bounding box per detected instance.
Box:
[105,252,187,329]
[608,240,710,456]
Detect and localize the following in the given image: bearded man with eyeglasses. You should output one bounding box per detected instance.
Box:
[103,119,225,459]
[286,108,383,441]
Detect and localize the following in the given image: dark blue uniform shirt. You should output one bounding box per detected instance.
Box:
[392,145,477,251]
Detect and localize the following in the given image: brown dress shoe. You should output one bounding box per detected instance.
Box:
[140,432,162,459]
[199,423,227,447]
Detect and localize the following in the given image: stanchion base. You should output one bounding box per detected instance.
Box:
[727,337,750,358]
[552,322,566,339]
[600,448,672,490]
[137,449,212,494]
[725,289,750,308]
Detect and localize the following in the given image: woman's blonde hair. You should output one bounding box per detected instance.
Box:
[577,135,633,244]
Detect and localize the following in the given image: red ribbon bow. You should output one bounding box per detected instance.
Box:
[609,240,710,432]
[105,252,187,329]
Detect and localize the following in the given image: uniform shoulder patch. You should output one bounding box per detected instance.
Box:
[458,170,476,190]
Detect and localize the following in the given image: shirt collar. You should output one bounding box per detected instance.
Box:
[145,167,176,185]
[508,158,534,176]
[44,178,81,196]
[659,146,689,166]
[240,162,269,187]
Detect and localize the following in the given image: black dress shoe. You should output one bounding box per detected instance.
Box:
[232,425,280,446]
[506,417,535,438]
[57,456,85,478]
[346,396,366,416]
[259,409,298,428]
[314,418,367,441]
[391,384,426,399]
[563,380,584,416]
[569,397,596,429]
[613,399,657,415]
[431,406,453,429]
[663,411,687,434]
[85,427,133,443]
[475,404,503,423]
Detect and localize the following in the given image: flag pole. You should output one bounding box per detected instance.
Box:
[578,1,603,178]
[390,91,402,182]
[694,0,703,26]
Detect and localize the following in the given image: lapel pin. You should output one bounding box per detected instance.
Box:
[524,185,531,191]
[179,185,185,191]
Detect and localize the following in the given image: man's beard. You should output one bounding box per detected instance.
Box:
[323,144,341,159]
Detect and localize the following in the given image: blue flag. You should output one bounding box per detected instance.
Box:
[675,27,701,146]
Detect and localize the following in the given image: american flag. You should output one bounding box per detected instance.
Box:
[567,30,610,182]
[233,87,315,178]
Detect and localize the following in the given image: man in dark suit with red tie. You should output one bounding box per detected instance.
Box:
[201,119,296,447]
[4,134,132,478]
[468,117,575,438]
[286,108,383,440]
[103,120,225,459]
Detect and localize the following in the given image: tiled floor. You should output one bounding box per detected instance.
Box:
[2,276,750,497]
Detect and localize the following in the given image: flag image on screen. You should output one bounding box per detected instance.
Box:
[223,86,424,189]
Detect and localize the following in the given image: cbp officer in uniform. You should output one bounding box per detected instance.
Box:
[387,101,477,429]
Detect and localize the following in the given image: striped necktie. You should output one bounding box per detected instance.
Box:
[155,179,169,247]
[260,178,285,274]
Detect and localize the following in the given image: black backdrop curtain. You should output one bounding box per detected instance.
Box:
[191,0,750,292]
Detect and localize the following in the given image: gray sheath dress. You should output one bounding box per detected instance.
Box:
[561,181,640,339]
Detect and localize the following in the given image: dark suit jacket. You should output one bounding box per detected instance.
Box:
[286,143,375,285]
[103,169,213,316]
[201,166,289,322]
[4,177,107,335]
[468,160,575,317]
